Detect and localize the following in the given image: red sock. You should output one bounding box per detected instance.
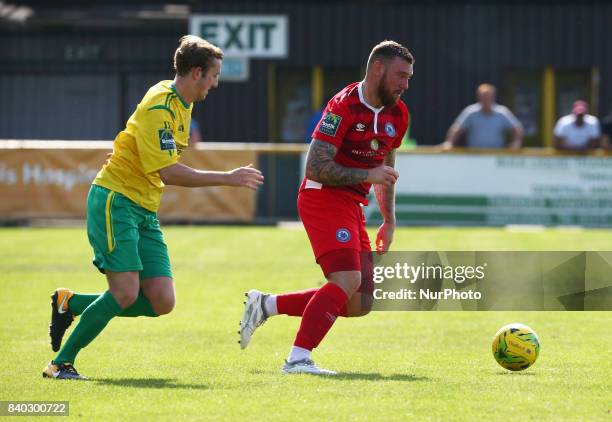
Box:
[277,288,348,317]
[277,288,318,316]
[293,283,349,350]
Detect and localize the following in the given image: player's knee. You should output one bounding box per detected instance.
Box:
[347,293,373,317]
[346,277,362,295]
[328,271,361,296]
[107,271,141,308]
[355,295,372,316]
[113,289,139,309]
[152,295,175,315]
[357,269,374,316]
[351,308,371,317]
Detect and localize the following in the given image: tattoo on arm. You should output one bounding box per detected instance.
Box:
[305,139,368,186]
[375,150,396,222]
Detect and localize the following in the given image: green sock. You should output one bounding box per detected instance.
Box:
[68,290,158,317]
[68,293,101,316]
[54,290,122,364]
[120,291,158,317]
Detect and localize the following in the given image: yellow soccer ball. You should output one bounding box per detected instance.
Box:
[492,323,540,371]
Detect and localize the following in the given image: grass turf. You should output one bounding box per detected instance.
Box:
[0,226,610,421]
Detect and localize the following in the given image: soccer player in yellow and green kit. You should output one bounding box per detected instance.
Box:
[43,35,264,380]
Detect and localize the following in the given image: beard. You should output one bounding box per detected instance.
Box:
[377,76,400,107]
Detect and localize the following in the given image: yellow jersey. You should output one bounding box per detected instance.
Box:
[94,80,192,212]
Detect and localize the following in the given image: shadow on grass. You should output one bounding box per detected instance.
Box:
[496,371,537,376]
[330,372,429,382]
[94,378,209,389]
[249,370,428,382]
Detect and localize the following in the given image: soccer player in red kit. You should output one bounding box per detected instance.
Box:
[240,40,414,375]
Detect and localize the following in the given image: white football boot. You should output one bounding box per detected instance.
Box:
[281,359,337,376]
[239,289,269,349]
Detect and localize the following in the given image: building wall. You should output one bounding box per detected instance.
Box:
[1,3,610,143]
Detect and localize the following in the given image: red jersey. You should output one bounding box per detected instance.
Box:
[300,81,409,204]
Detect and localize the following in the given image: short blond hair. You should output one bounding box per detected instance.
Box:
[174,35,223,76]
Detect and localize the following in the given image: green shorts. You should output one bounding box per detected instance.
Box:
[86,184,172,280]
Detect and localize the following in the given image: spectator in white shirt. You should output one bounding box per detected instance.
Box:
[553,100,601,150]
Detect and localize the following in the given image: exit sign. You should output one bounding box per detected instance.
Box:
[189,15,288,58]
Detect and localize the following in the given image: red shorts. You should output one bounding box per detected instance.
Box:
[298,187,372,284]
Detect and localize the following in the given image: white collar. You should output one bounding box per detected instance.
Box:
[358,81,384,113]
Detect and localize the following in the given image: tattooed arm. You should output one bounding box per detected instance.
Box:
[305,139,368,185]
[305,139,398,186]
[374,150,397,254]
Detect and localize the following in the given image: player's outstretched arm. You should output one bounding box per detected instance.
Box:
[305,139,398,186]
[159,162,264,190]
[374,150,397,254]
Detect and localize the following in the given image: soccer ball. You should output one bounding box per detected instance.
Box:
[492,323,540,371]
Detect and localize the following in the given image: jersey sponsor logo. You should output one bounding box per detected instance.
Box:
[158,128,176,151]
[319,112,342,137]
[371,139,380,151]
[356,123,366,132]
[351,149,379,158]
[385,122,396,137]
[336,228,351,243]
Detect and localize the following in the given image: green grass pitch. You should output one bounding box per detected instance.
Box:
[1,226,610,421]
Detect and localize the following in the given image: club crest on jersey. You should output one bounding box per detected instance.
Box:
[158,128,176,151]
[370,139,380,151]
[319,112,342,137]
[336,228,351,243]
[385,122,396,137]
